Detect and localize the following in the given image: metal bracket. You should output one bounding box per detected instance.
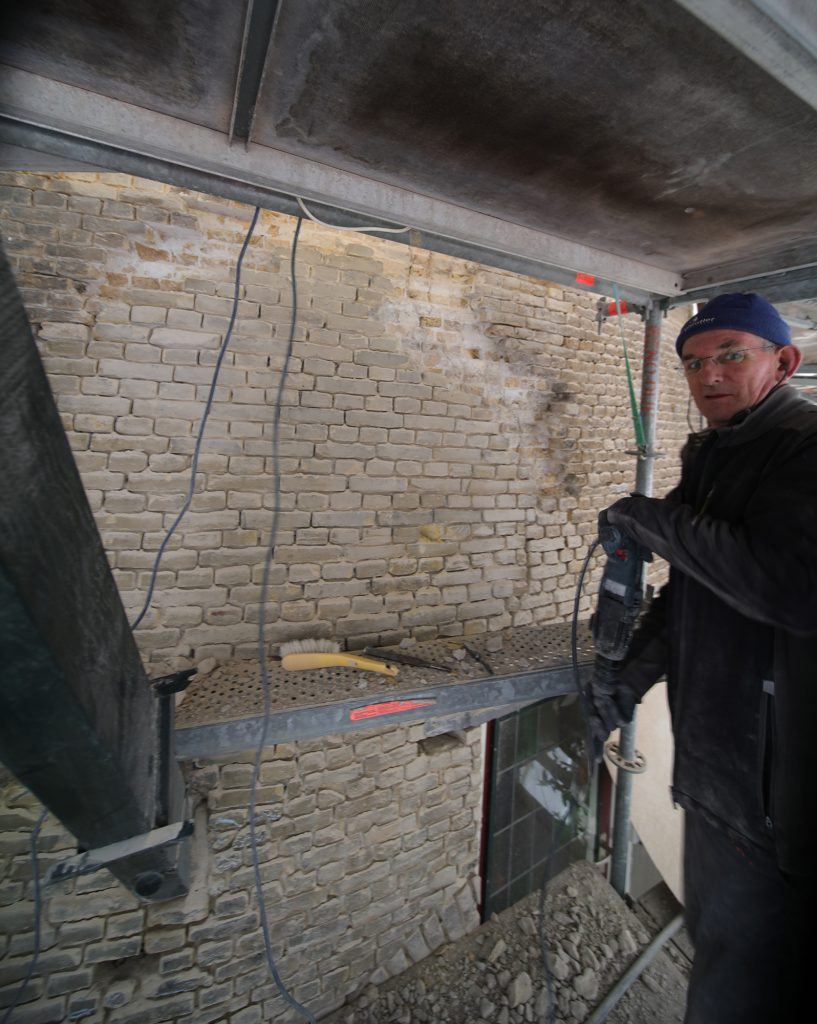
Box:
[624,446,664,461]
[596,296,646,333]
[151,668,197,696]
[152,669,196,828]
[605,741,647,774]
[47,819,194,886]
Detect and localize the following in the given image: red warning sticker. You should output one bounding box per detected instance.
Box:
[575,272,596,286]
[350,699,436,721]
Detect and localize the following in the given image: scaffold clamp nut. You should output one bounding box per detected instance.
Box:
[604,741,647,774]
[624,446,664,460]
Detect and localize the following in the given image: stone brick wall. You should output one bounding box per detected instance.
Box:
[0,725,482,1022]
[0,170,693,1023]
[1,171,690,671]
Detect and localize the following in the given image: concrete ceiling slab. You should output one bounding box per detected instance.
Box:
[675,0,817,113]
[1,0,816,301]
[0,0,246,132]
[259,0,817,272]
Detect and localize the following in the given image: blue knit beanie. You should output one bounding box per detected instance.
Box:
[675,292,791,356]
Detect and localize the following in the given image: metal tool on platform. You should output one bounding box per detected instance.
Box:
[463,643,494,674]
[362,647,453,673]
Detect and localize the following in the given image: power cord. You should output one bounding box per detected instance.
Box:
[244,199,417,1017]
[125,205,314,1018]
[295,196,411,234]
[131,206,262,630]
[127,195,414,1014]
[12,195,411,1015]
[0,205,286,1019]
[538,537,601,1024]
[243,201,420,1018]
[132,196,409,632]
[246,215,317,1023]
[0,208,266,1024]
[1,808,48,1024]
[573,539,602,780]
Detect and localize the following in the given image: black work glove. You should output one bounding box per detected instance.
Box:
[588,675,638,758]
[599,494,642,535]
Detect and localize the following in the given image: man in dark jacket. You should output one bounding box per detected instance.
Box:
[591,292,817,1023]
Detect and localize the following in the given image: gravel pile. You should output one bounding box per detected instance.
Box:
[324,860,691,1024]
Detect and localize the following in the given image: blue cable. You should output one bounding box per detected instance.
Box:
[248,216,316,1023]
[128,204,313,1017]
[1,808,48,1024]
[131,206,261,630]
[538,537,601,1024]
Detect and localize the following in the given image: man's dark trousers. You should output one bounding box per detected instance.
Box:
[683,811,814,1023]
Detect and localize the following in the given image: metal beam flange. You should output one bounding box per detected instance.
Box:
[229,0,281,145]
[674,0,817,114]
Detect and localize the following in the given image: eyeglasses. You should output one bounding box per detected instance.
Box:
[676,345,775,376]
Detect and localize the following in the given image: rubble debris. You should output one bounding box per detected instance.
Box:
[324,861,690,1024]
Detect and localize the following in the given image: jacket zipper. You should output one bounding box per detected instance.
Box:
[692,485,716,524]
[760,680,776,833]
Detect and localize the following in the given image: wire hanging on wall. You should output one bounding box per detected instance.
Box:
[247,215,317,1024]
[0,808,48,1024]
[126,197,421,1015]
[131,206,262,630]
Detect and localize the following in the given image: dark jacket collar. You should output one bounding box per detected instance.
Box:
[712,384,814,447]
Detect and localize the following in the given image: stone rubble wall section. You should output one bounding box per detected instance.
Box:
[0,172,691,670]
[321,860,685,1024]
[0,724,483,1022]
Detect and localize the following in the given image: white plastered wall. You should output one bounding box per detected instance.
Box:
[627,683,684,902]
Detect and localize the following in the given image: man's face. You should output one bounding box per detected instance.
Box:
[680,328,800,427]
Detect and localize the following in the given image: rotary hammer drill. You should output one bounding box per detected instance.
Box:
[589,518,652,759]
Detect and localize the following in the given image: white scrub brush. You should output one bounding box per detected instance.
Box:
[278,639,399,677]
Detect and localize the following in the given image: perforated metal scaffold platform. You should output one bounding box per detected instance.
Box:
[175,622,594,759]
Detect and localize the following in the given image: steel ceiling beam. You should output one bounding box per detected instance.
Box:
[673,0,817,113]
[0,245,187,902]
[672,264,817,307]
[229,0,281,145]
[1,117,662,309]
[681,240,817,294]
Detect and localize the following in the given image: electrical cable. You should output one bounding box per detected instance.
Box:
[295,196,411,234]
[123,193,606,1019]
[537,537,602,1024]
[226,200,415,1016]
[572,539,603,780]
[126,187,415,1011]
[247,215,317,1024]
[132,197,408,632]
[1,807,48,1024]
[243,197,415,1013]
[127,205,313,1017]
[131,206,261,630]
[538,285,645,1019]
